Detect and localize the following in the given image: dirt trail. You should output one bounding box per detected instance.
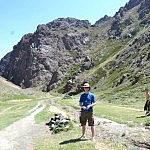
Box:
[94,117,150,150]
[0,103,48,150]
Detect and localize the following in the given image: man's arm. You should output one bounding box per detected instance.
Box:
[91,102,96,107]
[79,102,82,107]
[86,102,96,109]
[79,102,87,110]
[145,89,149,100]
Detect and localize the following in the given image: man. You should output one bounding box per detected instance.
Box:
[79,83,96,141]
[144,88,150,116]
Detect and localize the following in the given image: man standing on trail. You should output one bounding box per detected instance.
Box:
[144,88,150,116]
[79,83,96,141]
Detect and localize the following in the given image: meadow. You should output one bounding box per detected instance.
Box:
[0,79,150,149]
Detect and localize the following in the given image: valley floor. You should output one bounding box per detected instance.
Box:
[0,101,150,150]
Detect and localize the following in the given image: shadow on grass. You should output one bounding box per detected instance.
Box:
[136,115,149,118]
[59,138,88,145]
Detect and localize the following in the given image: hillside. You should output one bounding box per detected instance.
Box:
[0,0,149,96]
[0,76,49,99]
[0,76,21,95]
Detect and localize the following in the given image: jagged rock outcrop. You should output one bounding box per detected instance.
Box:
[124,0,144,10]
[0,53,11,76]
[62,32,89,50]
[46,17,91,29]
[0,18,91,88]
[63,56,94,94]
[138,0,150,23]
[108,0,149,38]
[94,15,112,26]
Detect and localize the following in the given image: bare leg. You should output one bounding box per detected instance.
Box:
[91,126,94,137]
[82,125,86,136]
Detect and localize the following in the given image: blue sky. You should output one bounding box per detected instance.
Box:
[0,0,129,59]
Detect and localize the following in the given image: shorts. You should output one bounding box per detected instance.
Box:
[80,111,94,126]
[144,100,150,111]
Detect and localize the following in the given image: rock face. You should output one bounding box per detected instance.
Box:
[138,0,150,21]
[94,15,112,26]
[124,0,143,10]
[0,18,90,88]
[46,18,91,29]
[0,0,150,94]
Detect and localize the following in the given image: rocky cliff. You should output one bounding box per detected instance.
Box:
[0,18,91,89]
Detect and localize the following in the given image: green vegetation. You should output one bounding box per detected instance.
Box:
[57,64,80,93]
[90,39,129,66]
[34,127,128,150]
[0,77,149,149]
[69,50,78,59]
[0,97,38,130]
[90,67,107,86]
[51,92,150,127]
[35,128,97,150]
[0,94,32,101]
[35,106,54,123]
[94,103,149,126]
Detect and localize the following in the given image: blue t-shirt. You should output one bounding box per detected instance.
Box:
[79,92,96,112]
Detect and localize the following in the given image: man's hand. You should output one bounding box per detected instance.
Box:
[86,105,92,110]
[82,106,87,110]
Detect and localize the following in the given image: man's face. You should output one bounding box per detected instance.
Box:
[84,87,90,92]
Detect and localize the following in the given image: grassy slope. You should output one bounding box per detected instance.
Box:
[66,4,150,93]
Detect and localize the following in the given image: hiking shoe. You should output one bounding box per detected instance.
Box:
[79,135,86,140]
[145,111,150,116]
[91,137,96,142]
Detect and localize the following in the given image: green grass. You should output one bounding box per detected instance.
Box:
[34,128,97,150]
[0,94,32,101]
[94,103,150,126]
[0,92,148,149]
[0,86,149,149]
[34,127,128,150]
[35,106,54,123]
[55,96,79,109]
[53,94,150,127]
[0,98,38,130]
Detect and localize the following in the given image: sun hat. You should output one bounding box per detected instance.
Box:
[82,83,90,88]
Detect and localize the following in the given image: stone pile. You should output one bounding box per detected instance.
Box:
[46,113,71,134]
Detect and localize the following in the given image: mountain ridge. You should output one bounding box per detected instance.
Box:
[0,0,149,95]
